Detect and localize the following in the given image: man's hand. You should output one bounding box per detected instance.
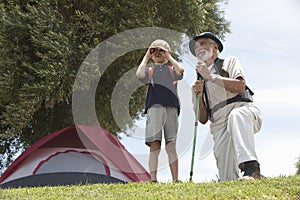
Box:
[196,60,211,80]
[192,80,204,95]
[192,79,208,124]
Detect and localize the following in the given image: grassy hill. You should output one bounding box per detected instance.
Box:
[0,175,299,199]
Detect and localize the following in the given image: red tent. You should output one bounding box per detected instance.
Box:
[0,126,150,188]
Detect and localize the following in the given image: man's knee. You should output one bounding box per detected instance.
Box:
[228,107,248,122]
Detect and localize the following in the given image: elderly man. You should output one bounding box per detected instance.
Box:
[189,32,263,181]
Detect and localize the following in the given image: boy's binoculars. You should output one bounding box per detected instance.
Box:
[150,47,165,54]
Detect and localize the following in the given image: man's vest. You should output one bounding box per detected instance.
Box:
[203,58,254,121]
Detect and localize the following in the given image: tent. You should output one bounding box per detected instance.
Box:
[0,125,150,188]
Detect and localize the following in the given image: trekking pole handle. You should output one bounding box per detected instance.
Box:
[197,73,203,81]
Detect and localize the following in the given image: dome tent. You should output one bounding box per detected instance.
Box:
[0,126,150,188]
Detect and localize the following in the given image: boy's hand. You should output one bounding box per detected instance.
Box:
[145,48,153,60]
[164,50,172,61]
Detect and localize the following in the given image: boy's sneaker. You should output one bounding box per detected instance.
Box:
[150,180,159,183]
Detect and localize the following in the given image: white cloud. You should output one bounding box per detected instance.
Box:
[226,0,300,32]
[255,87,300,109]
[224,0,300,60]
[256,137,299,177]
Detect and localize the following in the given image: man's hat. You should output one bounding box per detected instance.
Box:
[149,39,171,51]
[189,32,223,56]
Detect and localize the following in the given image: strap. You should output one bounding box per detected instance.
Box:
[147,67,154,83]
[147,66,176,83]
[202,82,211,120]
[214,58,229,78]
[246,85,254,96]
[211,94,252,115]
[145,67,154,96]
[168,66,176,85]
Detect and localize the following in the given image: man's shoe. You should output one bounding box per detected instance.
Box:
[238,160,263,180]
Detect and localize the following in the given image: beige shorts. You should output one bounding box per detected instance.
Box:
[145,106,179,146]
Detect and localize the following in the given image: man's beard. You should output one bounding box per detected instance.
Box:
[197,47,213,62]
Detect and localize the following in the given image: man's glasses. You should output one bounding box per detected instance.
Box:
[150,47,165,54]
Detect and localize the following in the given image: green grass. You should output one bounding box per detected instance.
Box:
[0,175,299,200]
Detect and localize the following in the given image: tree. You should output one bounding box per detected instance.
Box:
[0,0,230,172]
[296,155,300,175]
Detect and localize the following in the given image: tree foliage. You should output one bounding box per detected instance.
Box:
[296,155,300,175]
[0,0,230,171]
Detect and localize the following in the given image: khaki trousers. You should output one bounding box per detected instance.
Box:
[212,105,262,181]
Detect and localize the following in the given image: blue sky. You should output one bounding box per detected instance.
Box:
[120,0,300,182]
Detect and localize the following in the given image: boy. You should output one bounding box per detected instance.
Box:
[136,39,184,182]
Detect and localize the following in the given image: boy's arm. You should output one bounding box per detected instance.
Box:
[136,49,151,78]
[166,52,184,75]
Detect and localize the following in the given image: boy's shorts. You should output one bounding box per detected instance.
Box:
[145,106,179,146]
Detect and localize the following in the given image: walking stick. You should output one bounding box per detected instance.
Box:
[189,73,202,181]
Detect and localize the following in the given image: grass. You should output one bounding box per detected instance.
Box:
[0,175,299,200]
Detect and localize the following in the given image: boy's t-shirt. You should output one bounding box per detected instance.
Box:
[139,63,183,114]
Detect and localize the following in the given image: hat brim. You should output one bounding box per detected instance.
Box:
[189,33,223,56]
[149,45,169,51]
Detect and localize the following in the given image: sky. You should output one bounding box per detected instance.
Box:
[119,0,300,182]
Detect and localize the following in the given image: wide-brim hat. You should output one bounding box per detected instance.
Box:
[189,32,223,56]
[149,39,171,51]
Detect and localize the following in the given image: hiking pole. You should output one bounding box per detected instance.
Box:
[189,73,202,182]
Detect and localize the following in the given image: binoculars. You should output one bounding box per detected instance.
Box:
[150,47,165,54]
